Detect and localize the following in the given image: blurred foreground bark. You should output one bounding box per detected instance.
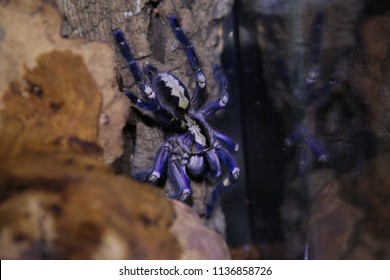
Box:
[0,0,230,259]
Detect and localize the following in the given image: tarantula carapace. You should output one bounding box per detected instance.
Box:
[113,15,239,218]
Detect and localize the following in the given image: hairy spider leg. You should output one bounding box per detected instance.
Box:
[113,29,157,101]
[286,125,328,163]
[114,29,186,130]
[205,149,222,177]
[204,145,240,218]
[147,141,172,183]
[204,183,224,219]
[280,12,334,168]
[168,159,192,201]
[199,64,229,117]
[169,15,206,107]
[124,89,158,111]
[213,131,239,153]
[215,145,240,181]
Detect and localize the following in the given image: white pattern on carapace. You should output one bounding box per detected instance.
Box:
[159,73,189,109]
[184,115,207,146]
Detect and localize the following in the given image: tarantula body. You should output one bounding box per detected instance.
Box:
[113,16,239,218]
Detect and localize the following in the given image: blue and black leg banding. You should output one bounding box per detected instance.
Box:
[113,29,144,84]
[200,64,229,117]
[169,15,206,89]
[168,160,192,201]
[124,90,157,111]
[213,131,239,153]
[113,28,156,101]
[204,183,224,219]
[205,149,222,178]
[148,142,172,183]
[216,145,240,178]
[286,126,328,163]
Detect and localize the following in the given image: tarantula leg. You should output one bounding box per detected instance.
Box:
[168,161,191,201]
[305,12,325,85]
[286,126,328,163]
[215,145,240,181]
[204,169,239,219]
[125,89,184,130]
[203,183,224,219]
[213,131,239,153]
[169,15,206,89]
[148,142,172,183]
[124,90,158,111]
[199,65,229,117]
[113,29,157,101]
[204,145,240,218]
[302,132,328,162]
[205,150,222,177]
[191,85,203,109]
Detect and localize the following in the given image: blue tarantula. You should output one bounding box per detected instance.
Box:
[276,12,337,173]
[113,15,240,218]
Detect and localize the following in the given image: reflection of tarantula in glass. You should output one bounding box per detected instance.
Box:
[276,12,337,174]
[113,15,240,218]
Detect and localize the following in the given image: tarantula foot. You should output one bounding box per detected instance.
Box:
[180,189,191,201]
[148,171,161,183]
[195,69,206,88]
[232,167,240,181]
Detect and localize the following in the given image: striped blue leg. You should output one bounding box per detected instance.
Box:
[125,89,183,129]
[204,146,240,218]
[124,90,158,111]
[200,64,229,117]
[169,15,206,90]
[205,149,222,178]
[204,183,225,219]
[215,145,240,181]
[168,160,192,201]
[205,169,240,219]
[113,29,157,101]
[204,172,239,218]
[213,131,239,153]
[191,84,203,109]
[148,142,172,183]
[286,126,328,163]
